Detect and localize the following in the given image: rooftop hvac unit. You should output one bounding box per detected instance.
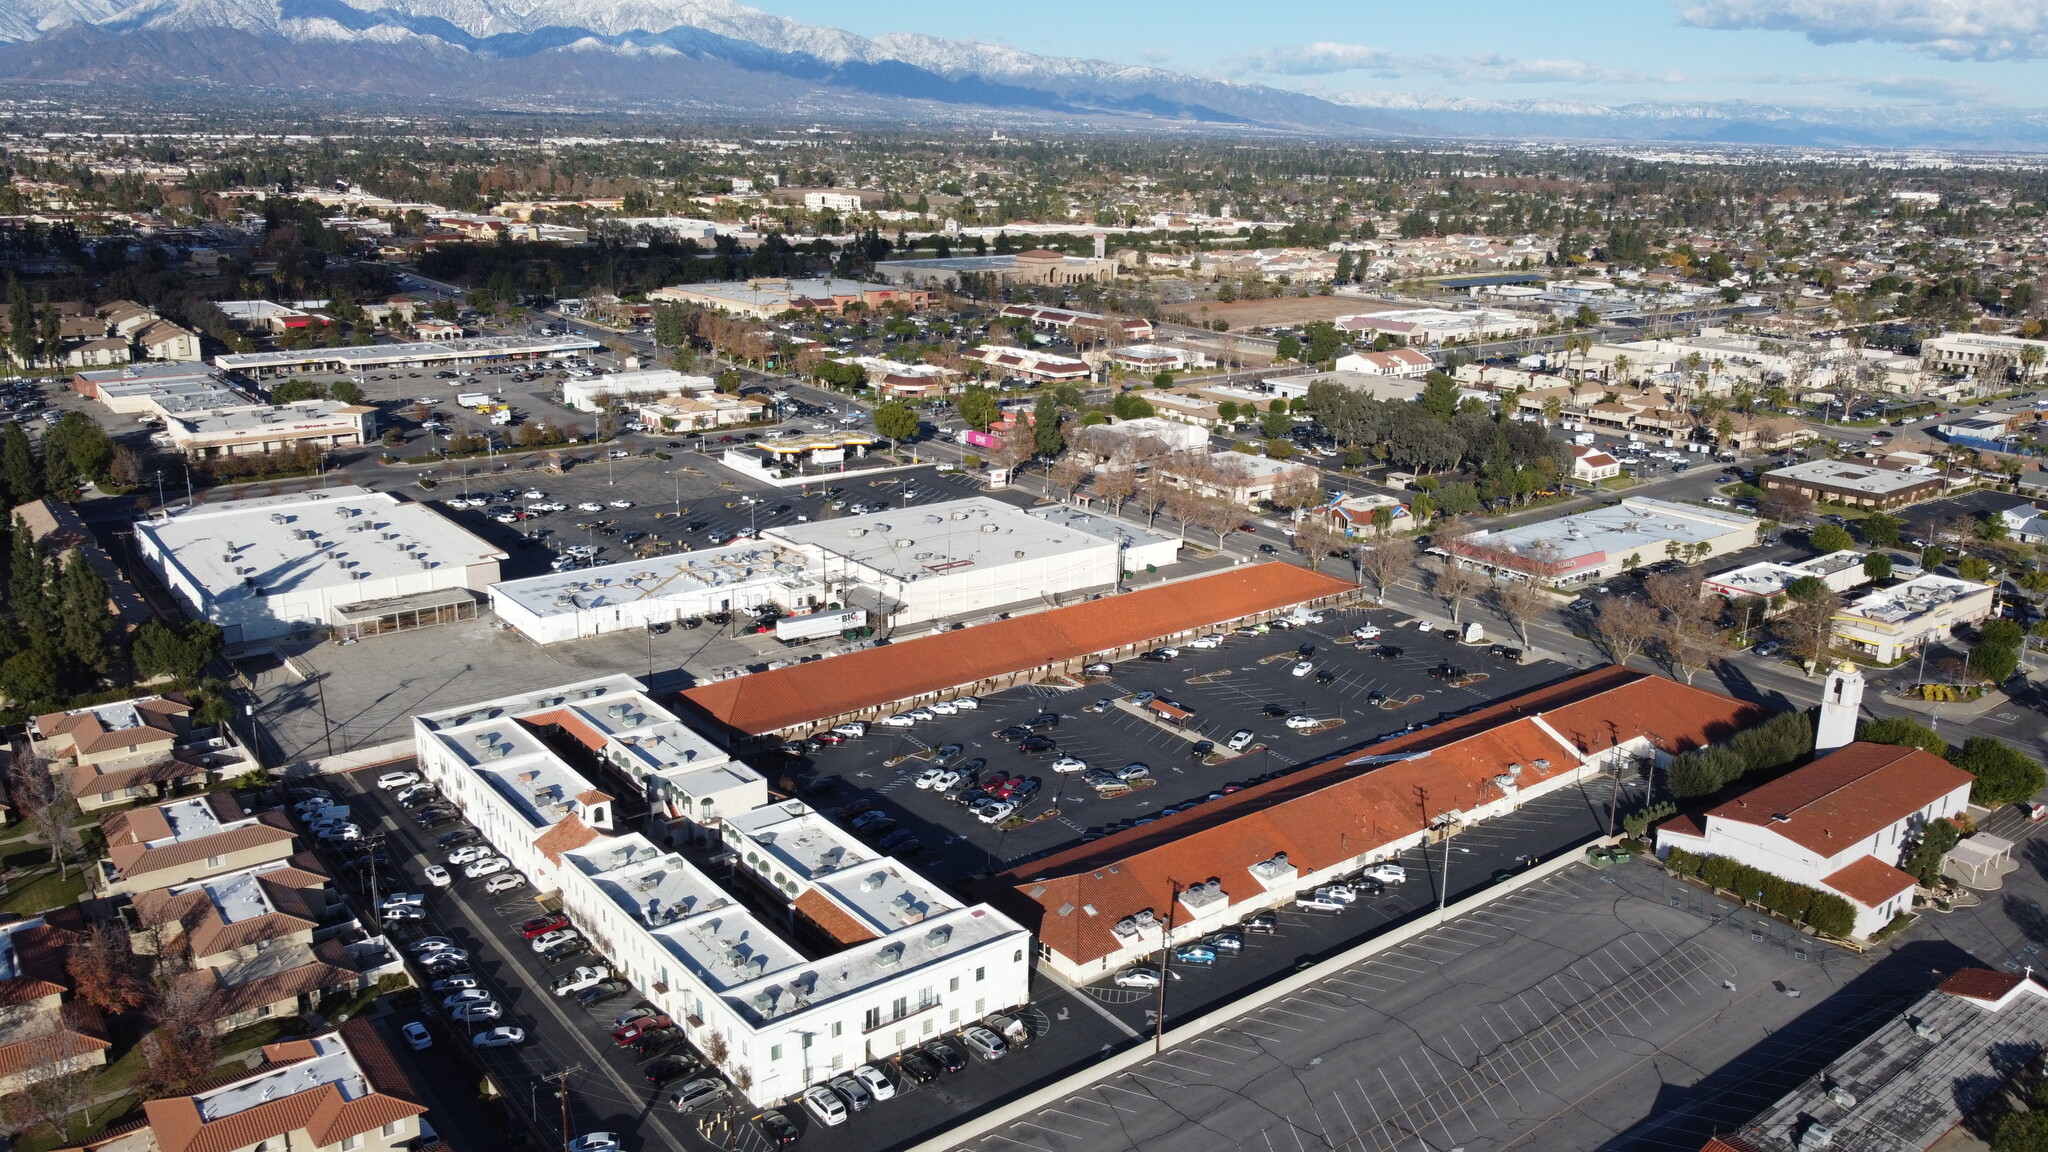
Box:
[873,943,904,968]
[860,871,887,892]
[895,539,913,548]
[923,925,951,949]
[1014,550,1025,559]
[980,523,999,533]
[1825,1084,1857,1109]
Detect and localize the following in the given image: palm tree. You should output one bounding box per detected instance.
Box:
[1542,395,1563,426]
[2023,343,2045,383]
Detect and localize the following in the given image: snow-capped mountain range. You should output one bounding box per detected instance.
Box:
[0,0,1421,132]
[0,0,2039,149]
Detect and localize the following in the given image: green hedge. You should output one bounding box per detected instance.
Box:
[1664,847,1858,938]
[1667,709,1815,798]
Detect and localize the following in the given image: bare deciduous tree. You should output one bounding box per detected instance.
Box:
[1428,556,1483,624]
[1093,467,1135,515]
[1773,595,1836,674]
[1356,537,1417,604]
[1048,455,1090,503]
[1592,598,1659,667]
[1293,517,1346,573]
[1660,617,1728,685]
[1487,578,1548,644]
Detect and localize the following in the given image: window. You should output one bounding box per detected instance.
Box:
[864,1007,880,1031]
[381,1123,400,1138]
[342,1136,363,1151]
[207,855,226,869]
[918,986,934,1009]
[99,792,111,803]
[975,966,986,982]
[830,1022,842,1038]
[949,976,960,992]
[830,1055,843,1072]
[948,1008,960,1024]
[891,996,908,1020]
[770,1044,782,1061]
[921,1018,934,1035]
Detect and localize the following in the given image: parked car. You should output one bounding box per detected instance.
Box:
[485,873,527,894]
[377,771,422,790]
[644,1057,695,1087]
[1051,756,1089,773]
[670,1079,726,1112]
[1174,944,1219,965]
[961,1025,1008,1061]
[755,1110,800,1147]
[464,857,511,879]
[924,1038,967,1073]
[828,1072,873,1111]
[1114,968,1162,989]
[551,966,607,996]
[801,1085,848,1127]
[401,1021,432,1050]
[531,929,581,953]
[449,1001,503,1022]
[424,865,452,887]
[1364,862,1407,884]
[1226,729,1256,751]
[853,1062,897,1100]
[897,1050,942,1084]
[472,1026,526,1048]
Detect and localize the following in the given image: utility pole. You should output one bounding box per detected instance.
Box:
[541,1067,580,1152]
[1153,880,1179,1053]
[314,675,335,757]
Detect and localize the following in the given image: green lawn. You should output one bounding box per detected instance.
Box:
[220,1018,298,1058]
[13,1096,142,1152]
[0,867,90,917]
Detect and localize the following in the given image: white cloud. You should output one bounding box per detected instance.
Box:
[1229,42,1686,84]
[1676,0,2048,60]
[1137,47,1172,63]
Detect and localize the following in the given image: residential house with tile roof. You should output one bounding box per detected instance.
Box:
[34,695,227,812]
[141,1019,426,1152]
[97,792,298,897]
[1656,742,1973,938]
[0,914,112,1094]
[991,667,1764,981]
[131,859,355,1033]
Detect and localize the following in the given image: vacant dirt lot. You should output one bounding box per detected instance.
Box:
[1197,294,1398,330]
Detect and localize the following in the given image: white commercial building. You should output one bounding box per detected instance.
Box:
[160,398,377,460]
[411,676,1029,1102]
[562,369,714,412]
[1443,497,1760,588]
[1833,574,1996,662]
[763,497,1123,626]
[489,544,834,645]
[135,485,506,644]
[213,334,601,378]
[1702,550,1868,603]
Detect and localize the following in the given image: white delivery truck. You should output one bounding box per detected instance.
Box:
[457,393,493,407]
[774,608,867,642]
[1573,432,1596,446]
[490,408,514,426]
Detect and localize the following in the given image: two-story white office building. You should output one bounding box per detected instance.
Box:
[410,676,1031,1102]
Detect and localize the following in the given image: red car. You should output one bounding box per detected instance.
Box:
[813,732,846,746]
[520,913,570,939]
[613,1015,675,1046]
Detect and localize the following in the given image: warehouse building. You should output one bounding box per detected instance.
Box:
[991,667,1763,982]
[680,563,1355,745]
[134,486,506,644]
[410,675,1028,1104]
[762,497,1124,626]
[489,544,834,644]
[561,369,714,412]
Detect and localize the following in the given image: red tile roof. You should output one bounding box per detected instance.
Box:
[681,564,1354,736]
[1939,968,2030,1003]
[145,1018,424,1152]
[72,756,209,799]
[992,667,1762,965]
[1699,1136,1770,1152]
[36,698,187,756]
[1706,743,1974,856]
[0,1001,110,1081]
[793,888,880,948]
[1821,856,1918,908]
[0,920,80,1008]
[534,813,599,864]
[1659,814,1704,839]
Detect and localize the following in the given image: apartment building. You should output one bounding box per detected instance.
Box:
[97,792,298,897]
[140,1021,427,1152]
[0,913,112,1095]
[30,695,231,812]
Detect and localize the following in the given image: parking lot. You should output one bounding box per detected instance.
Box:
[419,452,991,582]
[787,602,1575,884]
[950,861,1902,1152]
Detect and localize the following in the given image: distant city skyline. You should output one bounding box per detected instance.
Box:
[752,0,2048,111]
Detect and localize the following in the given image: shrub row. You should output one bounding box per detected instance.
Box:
[1663,846,1857,938]
[1666,709,1815,798]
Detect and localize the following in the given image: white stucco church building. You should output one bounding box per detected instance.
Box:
[1655,666,1975,938]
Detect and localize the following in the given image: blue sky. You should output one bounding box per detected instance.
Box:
[753,0,2048,109]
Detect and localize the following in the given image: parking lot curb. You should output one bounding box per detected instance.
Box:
[902,840,1614,1152]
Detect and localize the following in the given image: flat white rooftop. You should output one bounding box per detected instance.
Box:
[1458,497,1755,569]
[138,485,506,601]
[1766,459,1934,495]
[1027,504,1181,554]
[215,334,601,372]
[812,861,962,936]
[1840,574,1992,625]
[765,497,1114,582]
[490,545,815,621]
[725,801,877,882]
[196,1033,367,1121]
[153,795,249,845]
